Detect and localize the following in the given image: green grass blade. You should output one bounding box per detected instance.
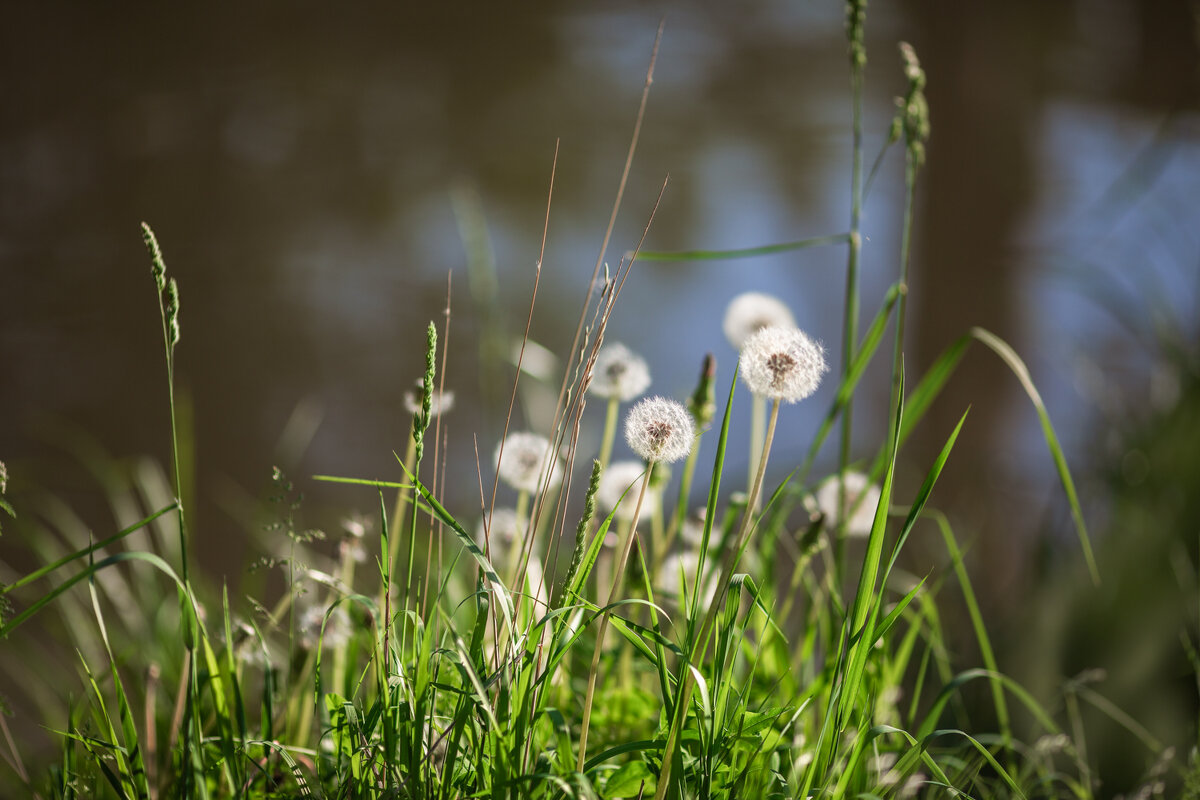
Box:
[969,327,1099,584]
[878,408,969,589]
[930,509,1011,757]
[2,551,184,639]
[837,368,904,740]
[388,465,517,642]
[801,282,902,478]
[636,233,850,262]
[1,502,179,595]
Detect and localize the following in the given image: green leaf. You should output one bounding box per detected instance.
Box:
[605,760,654,796]
[636,232,850,262]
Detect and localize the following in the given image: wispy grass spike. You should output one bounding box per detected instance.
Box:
[141,221,167,292]
[559,460,602,605]
[412,321,437,463]
[166,277,181,347]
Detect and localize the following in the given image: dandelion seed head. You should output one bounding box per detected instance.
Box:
[232,621,274,669]
[808,470,881,538]
[679,509,710,548]
[1034,734,1071,756]
[495,432,562,493]
[299,605,351,651]
[723,292,796,350]
[739,325,827,402]
[596,461,660,522]
[404,378,455,417]
[624,397,695,464]
[657,551,717,605]
[589,342,652,402]
[899,774,926,800]
[476,508,524,548]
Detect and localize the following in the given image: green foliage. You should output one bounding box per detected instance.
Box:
[0,11,1184,800]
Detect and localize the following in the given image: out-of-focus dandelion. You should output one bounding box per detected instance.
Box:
[403,378,454,418]
[590,342,653,470]
[723,291,796,350]
[589,342,651,402]
[476,507,525,568]
[298,604,351,651]
[596,460,660,523]
[495,432,562,494]
[809,470,882,538]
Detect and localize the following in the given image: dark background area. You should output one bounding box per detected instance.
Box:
[2,2,1198,792]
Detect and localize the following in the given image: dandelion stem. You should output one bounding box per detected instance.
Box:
[598,396,621,472]
[836,0,867,592]
[749,393,766,510]
[654,398,781,798]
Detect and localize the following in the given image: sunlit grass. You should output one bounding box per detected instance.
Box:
[0,6,1187,799]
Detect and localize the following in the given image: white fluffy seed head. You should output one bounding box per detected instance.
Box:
[298,605,351,651]
[589,342,652,402]
[476,508,523,548]
[809,470,882,538]
[624,396,695,464]
[596,460,659,522]
[739,325,827,402]
[476,508,524,568]
[494,432,562,493]
[403,378,455,417]
[723,292,796,350]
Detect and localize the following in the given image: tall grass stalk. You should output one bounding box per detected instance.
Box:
[836,0,868,587]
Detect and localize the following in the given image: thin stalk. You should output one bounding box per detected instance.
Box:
[654,398,781,799]
[506,489,531,589]
[577,466,653,771]
[748,393,766,510]
[836,0,867,591]
[385,436,417,602]
[598,396,621,471]
[890,157,916,420]
[659,432,702,571]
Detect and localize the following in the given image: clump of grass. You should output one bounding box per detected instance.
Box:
[0,10,1182,800]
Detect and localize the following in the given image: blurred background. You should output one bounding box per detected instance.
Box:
[2,1,1199,792]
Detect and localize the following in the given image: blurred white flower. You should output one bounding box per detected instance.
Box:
[341,513,370,539]
[739,325,827,403]
[596,461,658,522]
[899,773,925,799]
[298,604,351,651]
[476,508,525,567]
[723,292,796,350]
[589,342,652,402]
[809,471,882,538]
[624,397,695,464]
[679,509,711,548]
[657,551,718,606]
[495,432,562,493]
[403,378,455,418]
